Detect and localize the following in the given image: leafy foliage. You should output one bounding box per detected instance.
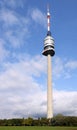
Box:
[0,115,77,126]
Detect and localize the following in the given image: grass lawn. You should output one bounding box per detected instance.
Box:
[0,126,77,130]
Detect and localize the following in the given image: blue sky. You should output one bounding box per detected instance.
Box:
[0,0,77,119]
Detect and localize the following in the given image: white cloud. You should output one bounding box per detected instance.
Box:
[65,60,77,69]
[0,0,30,50]
[0,55,77,118]
[5,31,22,48]
[0,55,47,118]
[53,56,77,79]
[0,0,25,9]
[0,9,18,26]
[0,55,46,89]
[53,57,64,78]
[0,39,9,61]
[53,90,77,116]
[0,8,29,28]
[0,7,30,48]
[7,0,24,8]
[31,8,46,28]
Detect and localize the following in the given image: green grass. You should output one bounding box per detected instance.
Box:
[0,126,77,130]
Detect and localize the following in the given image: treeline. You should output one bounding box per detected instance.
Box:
[0,115,77,126]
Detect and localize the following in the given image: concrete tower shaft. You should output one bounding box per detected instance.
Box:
[47,54,53,118]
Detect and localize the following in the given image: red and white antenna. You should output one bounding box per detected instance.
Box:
[47,4,51,31]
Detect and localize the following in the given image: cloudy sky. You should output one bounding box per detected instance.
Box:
[0,0,77,119]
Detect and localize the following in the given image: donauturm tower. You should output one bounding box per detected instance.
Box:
[42,5,55,119]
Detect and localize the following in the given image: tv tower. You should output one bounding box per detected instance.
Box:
[42,5,55,119]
